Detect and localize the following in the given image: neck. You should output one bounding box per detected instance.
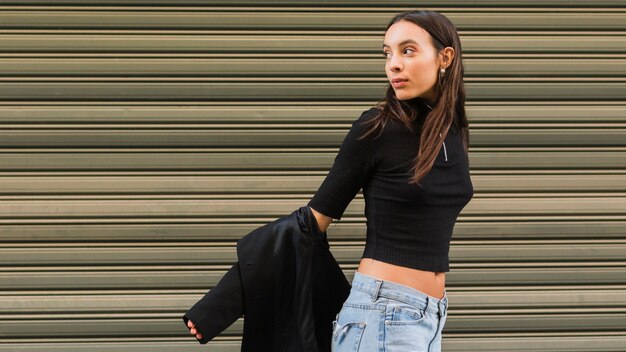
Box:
[406,97,433,112]
[398,98,431,125]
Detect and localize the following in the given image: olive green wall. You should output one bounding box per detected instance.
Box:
[1,1,625,351]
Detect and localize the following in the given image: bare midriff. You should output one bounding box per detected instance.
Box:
[357,258,446,300]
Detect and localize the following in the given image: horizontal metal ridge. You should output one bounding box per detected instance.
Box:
[1,10,626,31]
[1,104,625,123]
[2,57,626,76]
[1,34,626,54]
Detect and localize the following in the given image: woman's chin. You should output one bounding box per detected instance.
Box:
[395,92,416,101]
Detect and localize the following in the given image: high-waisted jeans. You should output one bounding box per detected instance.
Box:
[331,271,448,352]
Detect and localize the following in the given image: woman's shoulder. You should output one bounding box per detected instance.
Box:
[356,106,382,122]
[348,106,382,134]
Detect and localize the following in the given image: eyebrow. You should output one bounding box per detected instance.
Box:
[382,39,419,49]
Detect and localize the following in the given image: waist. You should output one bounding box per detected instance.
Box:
[357,258,446,299]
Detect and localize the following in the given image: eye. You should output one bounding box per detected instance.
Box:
[382,48,415,59]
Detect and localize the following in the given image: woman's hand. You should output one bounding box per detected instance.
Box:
[186,319,203,340]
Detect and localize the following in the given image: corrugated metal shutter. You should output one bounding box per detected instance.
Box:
[1,1,625,351]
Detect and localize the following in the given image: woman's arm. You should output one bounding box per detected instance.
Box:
[309,206,333,233]
[306,108,380,221]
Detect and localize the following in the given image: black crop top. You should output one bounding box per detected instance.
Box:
[307,102,474,272]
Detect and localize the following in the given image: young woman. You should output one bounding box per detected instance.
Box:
[185,8,473,351]
[307,10,474,351]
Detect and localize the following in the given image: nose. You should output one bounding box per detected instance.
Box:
[388,55,402,72]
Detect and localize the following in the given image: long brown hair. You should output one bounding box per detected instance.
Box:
[358,10,470,186]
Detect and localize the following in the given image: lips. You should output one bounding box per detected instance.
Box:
[392,78,408,83]
[391,77,409,88]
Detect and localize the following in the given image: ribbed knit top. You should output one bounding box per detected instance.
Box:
[307,101,474,272]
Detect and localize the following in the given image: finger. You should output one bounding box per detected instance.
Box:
[196,333,203,339]
[187,320,194,328]
[190,328,197,334]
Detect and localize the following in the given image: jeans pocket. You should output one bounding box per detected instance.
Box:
[385,305,427,325]
[384,306,433,352]
[332,321,365,351]
[332,307,367,352]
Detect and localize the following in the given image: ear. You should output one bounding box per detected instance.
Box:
[438,47,455,69]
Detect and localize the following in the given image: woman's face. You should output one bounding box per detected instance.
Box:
[383,20,442,103]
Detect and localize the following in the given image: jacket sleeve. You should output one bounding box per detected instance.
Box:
[307,108,380,220]
[182,262,244,345]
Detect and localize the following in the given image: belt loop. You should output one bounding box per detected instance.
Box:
[425,296,432,315]
[438,300,445,318]
[371,279,383,302]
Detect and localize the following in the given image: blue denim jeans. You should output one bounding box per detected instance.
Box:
[331,271,448,352]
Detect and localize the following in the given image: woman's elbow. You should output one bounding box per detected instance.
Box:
[309,206,333,233]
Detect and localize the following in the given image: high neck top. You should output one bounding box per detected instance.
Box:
[407,96,434,111]
[307,105,474,272]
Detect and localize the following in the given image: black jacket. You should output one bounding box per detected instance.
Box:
[182,205,351,351]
